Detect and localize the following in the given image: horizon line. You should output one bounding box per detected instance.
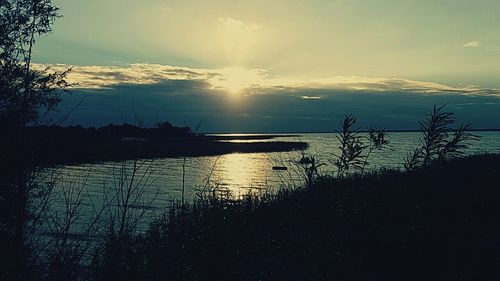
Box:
[206,128,500,135]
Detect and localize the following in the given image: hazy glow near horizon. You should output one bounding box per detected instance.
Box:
[34,0,500,89]
[34,62,500,98]
[214,67,264,93]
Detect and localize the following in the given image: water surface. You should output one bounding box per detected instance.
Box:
[50,132,500,208]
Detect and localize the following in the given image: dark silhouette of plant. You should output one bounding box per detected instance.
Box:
[334,115,366,177]
[298,153,326,188]
[181,121,202,205]
[1,0,71,127]
[43,172,112,281]
[195,156,232,203]
[420,105,454,165]
[438,122,479,161]
[403,147,424,172]
[334,115,390,177]
[404,105,479,171]
[1,4,70,279]
[90,154,500,281]
[361,126,390,173]
[108,160,158,239]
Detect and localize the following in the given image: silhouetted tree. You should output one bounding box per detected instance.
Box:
[1,0,70,128]
[0,1,69,280]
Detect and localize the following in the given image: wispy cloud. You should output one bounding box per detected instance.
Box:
[219,17,263,32]
[301,76,498,96]
[35,63,219,89]
[160,6,173,13]
[35,63,500,97]
[301,96,321,100]
[462,40,480,48]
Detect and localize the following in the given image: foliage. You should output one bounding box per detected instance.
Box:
[333,115,390,177]
[362,126,391,171]
[297,153,326,188]
[0,0,70,127]
[333,115,366,176]
[1,2,70,280]
[90,154,500,281]
[0,103,490,280]
[404,105,479,171]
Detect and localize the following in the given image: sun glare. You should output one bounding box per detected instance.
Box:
[213,153,268,197]
[215,67,263,94]
[213,17,265,94]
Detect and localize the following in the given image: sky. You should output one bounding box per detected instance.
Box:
[33,0,500,132]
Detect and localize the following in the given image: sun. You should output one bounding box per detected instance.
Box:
[219,67,251,93]
[214,67,263,94]
[212,17,265,94]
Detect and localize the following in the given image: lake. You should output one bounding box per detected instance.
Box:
[43,131,500,232]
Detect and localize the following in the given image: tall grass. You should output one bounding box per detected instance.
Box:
[333,115,390,177]
[404,105,479,171]
[91,154,500,281]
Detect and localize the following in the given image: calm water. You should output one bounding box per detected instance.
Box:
[49,132,500,210]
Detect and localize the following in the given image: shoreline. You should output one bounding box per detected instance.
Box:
[207,129,500,134]
[31,135,308,167]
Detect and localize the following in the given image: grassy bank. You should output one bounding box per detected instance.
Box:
[91,154,500,281]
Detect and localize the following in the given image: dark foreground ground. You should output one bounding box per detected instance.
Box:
[94,154,500,281]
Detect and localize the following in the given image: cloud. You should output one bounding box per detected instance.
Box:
[53,82,500,132]
[219,17,262,32]
[40,64,500,131]
[302,76,499,96]
[462,40,480,48]
[35,63,500,98]
[35,63,218,89]
[301,96,321,100]
[161,6,173,13]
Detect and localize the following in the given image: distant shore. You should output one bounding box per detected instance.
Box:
[30,134,308,166]
[207,128,500,134]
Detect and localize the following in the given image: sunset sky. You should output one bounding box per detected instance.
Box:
[34,0,500,132]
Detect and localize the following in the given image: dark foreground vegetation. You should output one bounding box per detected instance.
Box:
[2,1,499,280]
[23,124,307,166]
[93,154,500,281]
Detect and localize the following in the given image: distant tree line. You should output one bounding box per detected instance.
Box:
[25,121,194,140]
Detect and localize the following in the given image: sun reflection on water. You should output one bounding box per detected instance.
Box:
[212,153,269,197]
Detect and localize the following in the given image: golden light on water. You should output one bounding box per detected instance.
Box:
[214,153,268,196]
